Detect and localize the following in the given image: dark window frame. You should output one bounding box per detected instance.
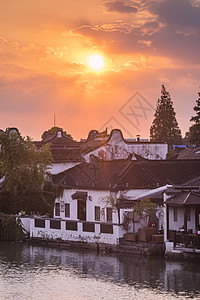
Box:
[107,207,113,223]
[95,206,100,221]
[55,203,60,216]
[83,222,95,232]
[35,219,45,228]
[66,221,77,231]
[65,203,70,218]
[173,206,177,222]
[50,220,61,229]
[100,224,113,234]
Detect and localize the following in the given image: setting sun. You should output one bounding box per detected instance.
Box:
[88,54,104,70]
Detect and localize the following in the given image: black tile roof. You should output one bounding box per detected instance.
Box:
[119,159,200,190]
[52,156,132,190]
[35,130,80,149]
[50,148,84,163]
[166,192,200,206]
[177,147,200,160]
[35,128,168,164]
[52,158,200,191]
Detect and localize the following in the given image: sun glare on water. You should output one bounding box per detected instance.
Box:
[88,54,104,70]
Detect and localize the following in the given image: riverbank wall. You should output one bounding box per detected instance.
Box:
[165,241,200,262]
[30,237,165,257]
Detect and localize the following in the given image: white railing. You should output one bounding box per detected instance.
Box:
[30,217,121,245]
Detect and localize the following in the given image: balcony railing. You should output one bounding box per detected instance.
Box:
[173,232,200,249]
[32,217,117,235]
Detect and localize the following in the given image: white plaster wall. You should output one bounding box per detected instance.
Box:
[165,241,174,253]
[83,130,168,161]
[30,218,120,245]
[168,206,184,231]
[187,208,196,233]
[127,143,168,160]
[168,206,196,233]
[54,189,119,224]
[49,189,124,244]
[84,142,168,162]
[55,189,78,220]
[19,217,30,233]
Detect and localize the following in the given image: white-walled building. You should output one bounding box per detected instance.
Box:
[164,178,200,255]
[34,128,168,175]
[82,129,168,162]
[30,157,200,247]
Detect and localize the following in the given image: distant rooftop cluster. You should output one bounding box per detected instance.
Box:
[33,128,169,163]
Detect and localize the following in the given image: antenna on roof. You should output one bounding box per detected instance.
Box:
[53,113,56,127]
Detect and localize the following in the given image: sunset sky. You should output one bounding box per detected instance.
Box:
[1,0,200,141]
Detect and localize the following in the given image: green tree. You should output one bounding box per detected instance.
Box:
[150,85,182,145]
[0,128,59,215]
[133,198,157,228]
[41,126,73,140]
[0,213,25,241]
[188,90,200,146]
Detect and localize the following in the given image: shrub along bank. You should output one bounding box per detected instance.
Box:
[0,213,25,241]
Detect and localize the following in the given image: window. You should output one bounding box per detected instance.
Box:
[35,219,45,228]
[60,201,65,212]
[83,222,95,232]
[55,203,60,216]
[50,220,61,229]
[173,207,177,222]
[65,203,70,218]
[107,207,113,223]
[66,221,77,231]
[95,206,100,221]
[100,224,113,234]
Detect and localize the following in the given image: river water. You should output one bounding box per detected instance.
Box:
[0,242,200,300]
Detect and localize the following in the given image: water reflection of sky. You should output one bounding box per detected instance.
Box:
[0,242,200,300]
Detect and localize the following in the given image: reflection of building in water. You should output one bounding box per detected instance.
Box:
[27,244,124,282]
[27,245,200,295]
[163,261,200,295]
[1,242,200,296]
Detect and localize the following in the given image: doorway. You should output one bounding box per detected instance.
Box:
[77,199,86,221]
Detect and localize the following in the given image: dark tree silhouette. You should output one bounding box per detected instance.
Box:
[188,89,200,146]
[0,128,60,215]
[41,127,73,140]
[150,85,182,145]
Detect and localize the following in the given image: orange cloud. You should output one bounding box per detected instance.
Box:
[0,0,200,141]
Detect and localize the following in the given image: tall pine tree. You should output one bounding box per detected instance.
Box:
[188,89,200,146]
[150,85,182,145]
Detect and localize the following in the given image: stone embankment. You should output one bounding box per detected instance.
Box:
[30,237,165,257]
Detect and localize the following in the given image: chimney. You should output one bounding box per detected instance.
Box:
[136,135,140,142]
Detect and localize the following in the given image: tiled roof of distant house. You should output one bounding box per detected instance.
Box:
[52,157,200,191]
[50,148,84,163]
[119,159,200,190]
[35,128,168,164]
[79,129,109,154]
[35,129,80,149]
[176,147,200,160]
[52,155,132,190]
[182,176,200,186]
[80,128,167,155]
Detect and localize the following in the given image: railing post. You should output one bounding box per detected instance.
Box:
[173,231,176,247]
